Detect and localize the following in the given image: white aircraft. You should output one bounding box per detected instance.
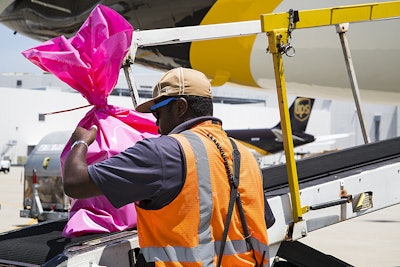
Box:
[0,0,399,104]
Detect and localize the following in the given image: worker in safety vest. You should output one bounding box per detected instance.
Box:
[63,67,271,266]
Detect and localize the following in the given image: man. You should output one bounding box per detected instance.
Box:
[63,67,269,266]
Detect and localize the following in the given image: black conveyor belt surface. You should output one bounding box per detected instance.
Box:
[262,136,400,192]
[0,219,109,265]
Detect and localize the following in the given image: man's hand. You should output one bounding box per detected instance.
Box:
[63,125,102,199]
[71,125,98,146]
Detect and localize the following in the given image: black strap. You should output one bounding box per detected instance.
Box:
[217,183,237,267]
[217,138,256,267]
[230,139,254,253]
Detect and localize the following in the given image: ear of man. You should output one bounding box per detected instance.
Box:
[176,97,190,119]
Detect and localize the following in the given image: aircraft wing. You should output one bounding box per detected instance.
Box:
[271,128,310,143]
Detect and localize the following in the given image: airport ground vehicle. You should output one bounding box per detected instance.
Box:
[19,131,71,222]
[0,2,399,266]
[0,158,10,173]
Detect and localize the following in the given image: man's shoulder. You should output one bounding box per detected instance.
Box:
[138,135,181,153]
[140,134,177,144]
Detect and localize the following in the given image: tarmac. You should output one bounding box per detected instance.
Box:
[1,166,400,266]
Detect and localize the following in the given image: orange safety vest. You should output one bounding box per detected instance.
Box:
[136,121,269,266]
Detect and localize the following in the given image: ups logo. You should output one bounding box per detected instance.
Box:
[294,98,311,122]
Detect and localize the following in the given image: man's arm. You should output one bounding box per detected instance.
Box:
[63,126,102,199]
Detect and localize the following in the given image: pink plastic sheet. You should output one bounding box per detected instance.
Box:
[22,5,159,237]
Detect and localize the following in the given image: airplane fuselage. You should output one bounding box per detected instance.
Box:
[226,128,316,155]
[1,0,399,104]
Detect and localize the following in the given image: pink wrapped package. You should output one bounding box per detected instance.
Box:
[22,5,159,237]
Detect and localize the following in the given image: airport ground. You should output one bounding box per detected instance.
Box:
[1,166,399,266]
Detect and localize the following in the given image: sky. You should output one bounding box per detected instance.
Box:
[0,23,41,74]
[0,23,159,75]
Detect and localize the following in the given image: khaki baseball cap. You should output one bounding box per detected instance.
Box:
[136,67,212,113]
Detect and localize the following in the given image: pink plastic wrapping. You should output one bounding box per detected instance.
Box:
[22,5,159,237]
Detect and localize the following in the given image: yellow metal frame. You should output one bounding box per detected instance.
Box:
[261,1,400,223]
[261,1,400,31]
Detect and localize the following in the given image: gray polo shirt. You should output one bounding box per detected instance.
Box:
[88,116,220,210]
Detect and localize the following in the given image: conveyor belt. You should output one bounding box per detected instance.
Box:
[0,219,113,265]
[262,136,400,194]
[1,137,399,265]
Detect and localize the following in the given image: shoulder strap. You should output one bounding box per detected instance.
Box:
[230,139,254,252]
[217,138,256,267]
